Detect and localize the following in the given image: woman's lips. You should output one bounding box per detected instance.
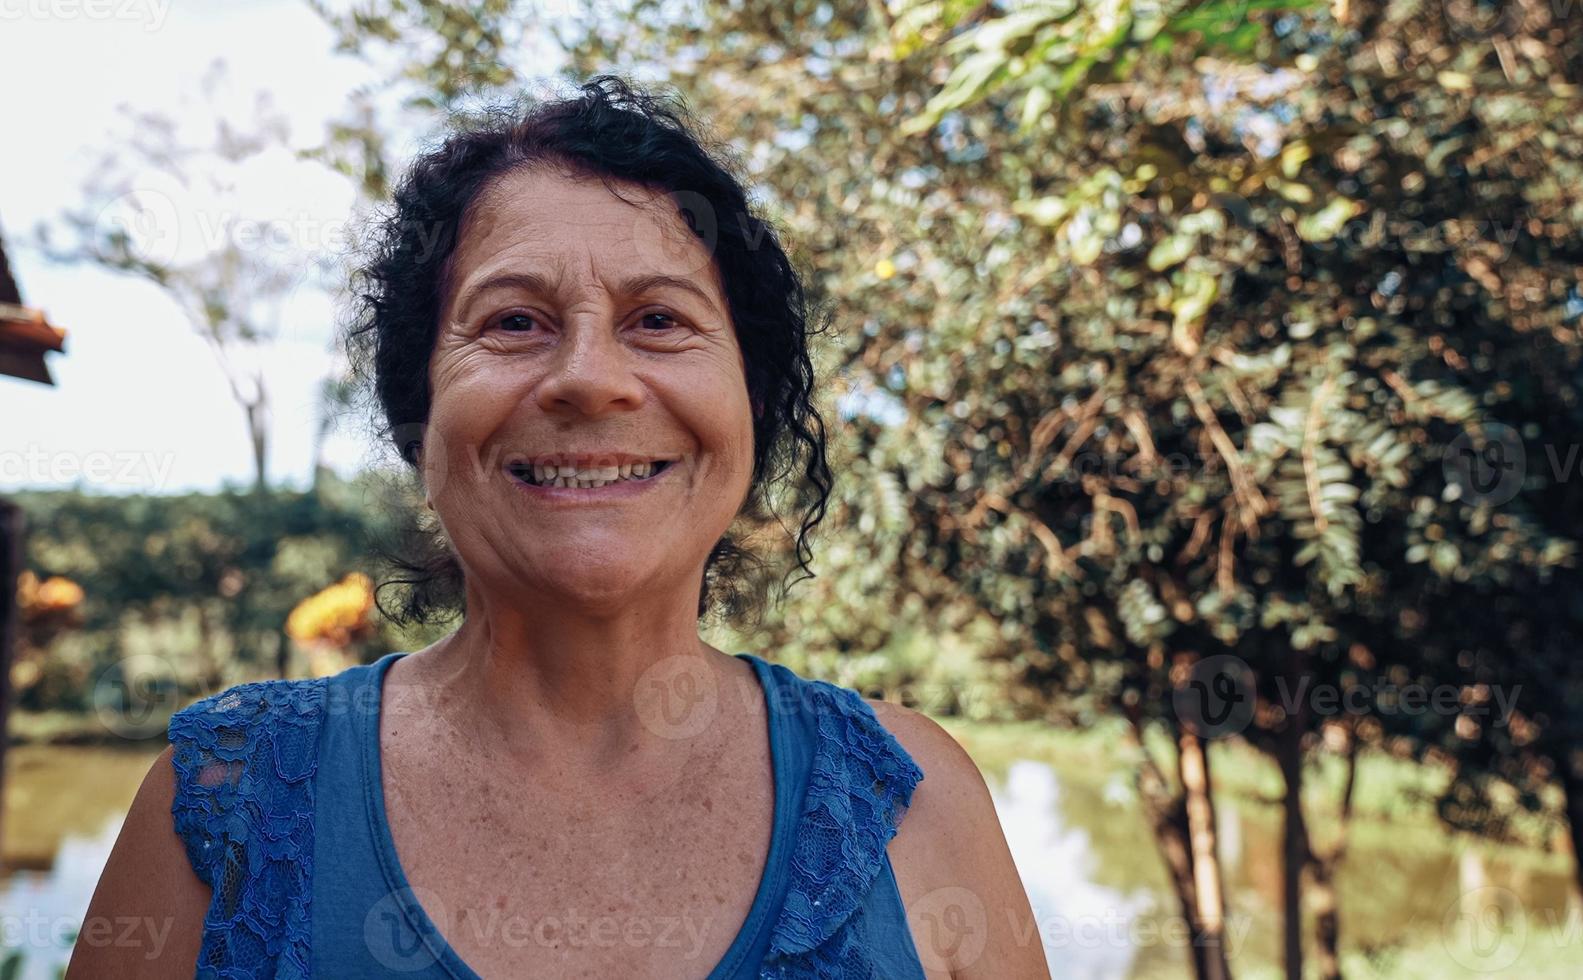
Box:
[506,458,676,502]
[511,459,671,487]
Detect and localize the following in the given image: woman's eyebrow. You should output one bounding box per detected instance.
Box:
[454,271,560,318]
[617,273,722,314]
[456,270,721,317]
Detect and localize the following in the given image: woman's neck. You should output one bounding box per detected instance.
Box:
[399,601,743,782]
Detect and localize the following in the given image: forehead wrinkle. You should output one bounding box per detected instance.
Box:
[446,178,721,320]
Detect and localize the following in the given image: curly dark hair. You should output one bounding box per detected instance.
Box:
[342,73,832,630]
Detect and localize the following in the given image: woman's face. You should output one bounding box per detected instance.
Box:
[423,168,755,613]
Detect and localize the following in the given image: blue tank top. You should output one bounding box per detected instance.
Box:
[167,651,927,978]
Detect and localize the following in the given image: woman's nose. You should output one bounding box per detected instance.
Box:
[533,317,645,417]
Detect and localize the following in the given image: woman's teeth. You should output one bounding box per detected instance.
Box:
[524,461,665,488]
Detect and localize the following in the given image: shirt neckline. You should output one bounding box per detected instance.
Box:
[357,649,793,979]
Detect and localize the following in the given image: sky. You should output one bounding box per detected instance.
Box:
[0,0,566,494]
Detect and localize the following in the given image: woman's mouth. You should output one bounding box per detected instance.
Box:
[506,459,675,489]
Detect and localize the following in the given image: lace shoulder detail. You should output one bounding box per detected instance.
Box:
[761,677,924,978]
[167,676,327,980]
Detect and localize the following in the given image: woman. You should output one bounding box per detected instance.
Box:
[69,75,1050,979]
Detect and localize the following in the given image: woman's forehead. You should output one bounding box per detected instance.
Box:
[467,170,682,245]
[449,171,718,293]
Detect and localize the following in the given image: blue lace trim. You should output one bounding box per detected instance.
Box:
[759,679,924,978]
[168,677,325,980]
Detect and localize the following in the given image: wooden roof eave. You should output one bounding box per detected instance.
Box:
[0,303,68,385]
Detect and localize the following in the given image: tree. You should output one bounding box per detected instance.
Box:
[866,1,1583,977]
[41,60,333,496]
[301,2,1583,976]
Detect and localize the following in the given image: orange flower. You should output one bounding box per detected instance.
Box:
[17,570,84,616]
[286,572,375,648]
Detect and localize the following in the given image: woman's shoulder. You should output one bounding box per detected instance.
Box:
[747,656,927,807]
[167,675,331,785]
[848,693,997,886]
[169,672,328,731]
[860,699,1054,978]
[165,672,333,877]
[740,656,927,971]
[751,658,987,842]
[166,653,390,749]
[163,672,332,979]
[858,695,987,852]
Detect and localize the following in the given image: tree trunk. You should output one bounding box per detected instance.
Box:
[1311,731,1358,980]
[196,602,223,691]
[1126,708,1234,980]
[1178,728,1232,980]
[247,394,269,495]
[1135,744,1208,974]
[1276,714,1308,980]
[1274,642,1356,980]
[1558,753,1583,902]
[0,500,24,872]
[1310,858,1341,980]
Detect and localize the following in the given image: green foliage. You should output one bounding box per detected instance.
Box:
[895,0,1328,136]
[308,0,522,110]
[11,472,431,707]
[875,0,1583,857]
[301,0,1583,907]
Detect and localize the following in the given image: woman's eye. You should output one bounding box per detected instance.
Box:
[639,312,678,331]
[495,313,536,333]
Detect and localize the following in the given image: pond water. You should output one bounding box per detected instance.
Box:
[983,758,1581,978]
[3,748,1579,978]
[2,813,122,980]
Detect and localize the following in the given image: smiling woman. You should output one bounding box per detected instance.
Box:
[67,75,1051,980]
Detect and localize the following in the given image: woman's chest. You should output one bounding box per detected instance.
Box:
[377,727,778,979]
